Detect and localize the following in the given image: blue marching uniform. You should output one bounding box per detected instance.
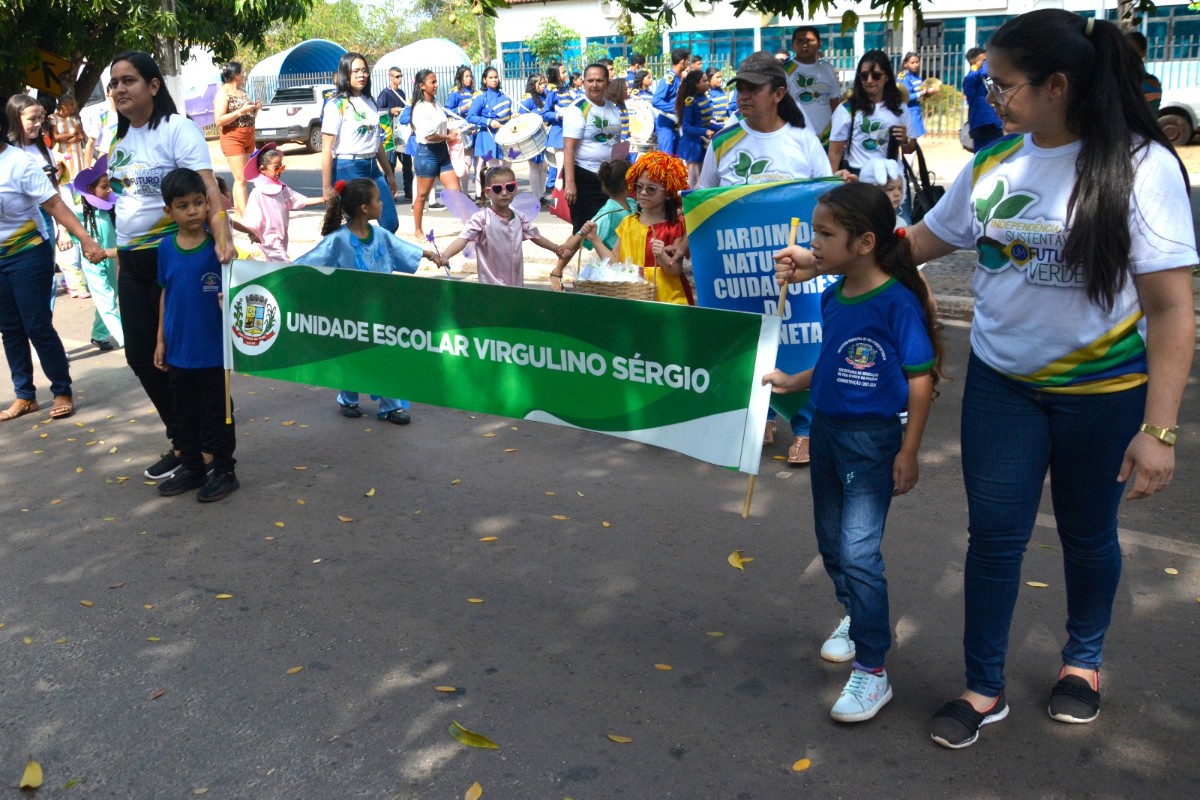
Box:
[900,71,925,138]
[707,87,730,127]
[545,84,574,191]
[444,87,476,118]
[676,94,722,163]
[650,71,680,154]
[467,88,514,161]
[518,92,554,165]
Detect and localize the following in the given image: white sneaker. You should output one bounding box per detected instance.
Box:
[831,668,893,722]
[820,616,856,662]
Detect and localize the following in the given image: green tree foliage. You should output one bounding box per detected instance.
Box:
[0,0,312,100]
[625,17,667,58]
[525,18,579,62]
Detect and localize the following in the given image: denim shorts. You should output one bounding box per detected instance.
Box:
[414,142,453,178]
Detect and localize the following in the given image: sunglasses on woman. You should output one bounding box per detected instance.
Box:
[488,181,518,195]
[859,70,885,81]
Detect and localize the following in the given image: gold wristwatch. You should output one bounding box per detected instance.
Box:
[1139,423,1178,446]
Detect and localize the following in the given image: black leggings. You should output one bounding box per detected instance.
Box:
[568,165,606,231]
[117,247,176,444]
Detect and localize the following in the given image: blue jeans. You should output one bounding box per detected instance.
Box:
[810,409,903,669]
[960,353,1144,696]
[0,241,72,399]
[335,157,397,233]
[337,390,409,417]
[768,399,813,437]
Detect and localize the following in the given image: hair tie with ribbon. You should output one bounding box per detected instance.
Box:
[334,180,347,196]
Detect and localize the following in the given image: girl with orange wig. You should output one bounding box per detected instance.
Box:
[580,151,693,304]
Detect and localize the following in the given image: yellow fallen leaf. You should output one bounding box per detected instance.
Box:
[483,432,497,438]
[338,515,354,523]
[365,487,376,497]
[79,600,93,607]
[23,637,32,645]
[66,437,77,442]
[85,440,98,446]
[707,631,724,637]
[264,536,275,541]
[193,789,208,795]
[50,498,62,505]
[143,481,157,486]
[0,623,4,628]
[143,604,154,610]
[312,559,321,564]
[292,466,307,470]
[296,499,305,505]
[607,734,633,744]
[55,637,68,645]
[545,491,556,496]
[773,455,786,460]
[728,549,748,571]
[39,433,47,438]
[109,446,118,454]
[449,720,499,749]
[435,685,457,693]
[74,421,83,427]
[577,491,584,497]
[602,521,611,527]
[19,757,43,790]
[75,466,84,474]
[792,758,812,772]
[286,666,304,675]
[87,428,95,433]
[116,476,129,484]
[478,536,498,542]
[510,426,518,430]
[551,515,570,521]
[503,448,517,453]
[451,479,462,485]
[247,391,256,395]
[282,420,296,426]
[1165,568,1179,575]
[274,521,285,528]
[1026,581,1050,588]
[147,637,161,642]
[215,593,233,600]
[654,663,672,671]
[467,598,485,604]
[103,517,115,522]
[299,424,310,428]
[465,781,483,800]
[33,450,43,454]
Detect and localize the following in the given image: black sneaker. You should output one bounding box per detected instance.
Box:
[91,338,114,351]
[340,403,364,418]
[144,451,183,480]
[157,467,207,497]
[197,471,240,503]
[428,201,445,210]
[382,409,411,425]
[931,694,1009,749]
[1048,673,1100,723]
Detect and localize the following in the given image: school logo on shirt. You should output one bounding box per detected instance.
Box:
[857,116,889,152]
[794,75,822,104]
[845,340,878,370]
[836,336,885,389]
[973,179,1076,286]
[107,147,162,196]
[201,272,221,292]
[231,285,281,355]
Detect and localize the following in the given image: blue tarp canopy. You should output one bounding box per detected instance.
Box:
[247,39,346,99]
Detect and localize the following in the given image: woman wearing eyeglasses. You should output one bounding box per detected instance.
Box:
[901,10,1196,749]
[827,50,915,176]
[320,53,399,234]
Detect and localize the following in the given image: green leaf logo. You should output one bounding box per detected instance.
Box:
[733,150,753,178]
[973,178,1040,272]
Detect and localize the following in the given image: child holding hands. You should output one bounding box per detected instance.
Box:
[762,182,942,723]
[242,143,322,262]
[579,151,691,304]
[296,178,438,424]
[438,165,565,287]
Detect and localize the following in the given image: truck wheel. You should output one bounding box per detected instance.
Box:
[1158,113,1194,147]
[307,124,323,154]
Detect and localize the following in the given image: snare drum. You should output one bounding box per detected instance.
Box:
[494,112,548,163]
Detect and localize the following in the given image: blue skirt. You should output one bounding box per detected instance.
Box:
[907,103,925,138]
[676,133,705,164]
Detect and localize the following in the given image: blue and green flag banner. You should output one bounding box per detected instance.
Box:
[683,178,841,419]
[226,260,779,475]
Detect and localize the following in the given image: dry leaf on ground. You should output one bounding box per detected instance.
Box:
[606,734,632,744]
[449,721,499,749]
[19,757,43,789]
[792,758,812,772]
[465,781,483,800]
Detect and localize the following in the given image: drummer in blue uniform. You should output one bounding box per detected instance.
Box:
[520,74,555,202]
[651,47,691,155]
[467,66,514,193]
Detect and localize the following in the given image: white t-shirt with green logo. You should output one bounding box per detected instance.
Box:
[924,134,1197,392]
[695,120,831,189]
[0,145,56,258]
[785,59,840,143]
[109,115,212,249]
[561,98,623,174]
[829,102,909,170]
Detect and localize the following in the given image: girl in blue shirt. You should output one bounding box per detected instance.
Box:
[674,69,721,186]
[763,182,941,726]
[706,67,730,126]
[519,75,555,200]
[296,178,437,424]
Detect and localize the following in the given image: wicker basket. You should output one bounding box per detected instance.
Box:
[568,280,657,301]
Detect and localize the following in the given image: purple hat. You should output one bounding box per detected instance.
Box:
[244,141,279,182]
[72,154,113,210]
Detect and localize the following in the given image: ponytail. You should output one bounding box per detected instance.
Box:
[989,9,1187,311]
[320,178,376,236]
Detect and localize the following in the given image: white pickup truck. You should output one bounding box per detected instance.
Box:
[255,83,336,153]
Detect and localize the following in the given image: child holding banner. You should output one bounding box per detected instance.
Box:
[297,178,438,425]
[580,151,692,305]
[763,182,942,724]
[437,165,566,287]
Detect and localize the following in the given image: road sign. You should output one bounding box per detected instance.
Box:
[24,49,73,97]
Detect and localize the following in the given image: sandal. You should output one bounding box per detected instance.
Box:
[787,435,810,465]
[49,395,75,420]
[0,398,39,421]
[763,419,776,447]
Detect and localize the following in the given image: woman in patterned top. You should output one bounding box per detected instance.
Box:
[214,62,260,214]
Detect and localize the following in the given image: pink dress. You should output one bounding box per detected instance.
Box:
[458,207,540,287]
[242,175,309,262]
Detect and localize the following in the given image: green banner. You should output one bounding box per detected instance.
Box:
[228,260,779,474]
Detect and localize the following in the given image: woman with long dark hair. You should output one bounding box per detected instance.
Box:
[106,50,234,478]
[901,10,1196,749]
[410,69,462,239]
[519,74,553,200]
[827,50,915,175]
[0,95,107,422]
[213,61,260,214]
[320,52,398,234]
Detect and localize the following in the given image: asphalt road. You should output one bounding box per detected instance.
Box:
[2,254,1199,798]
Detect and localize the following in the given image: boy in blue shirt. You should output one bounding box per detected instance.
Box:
[153,168,239,502]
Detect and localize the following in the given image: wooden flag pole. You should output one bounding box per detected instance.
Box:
[742,216,801,519]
